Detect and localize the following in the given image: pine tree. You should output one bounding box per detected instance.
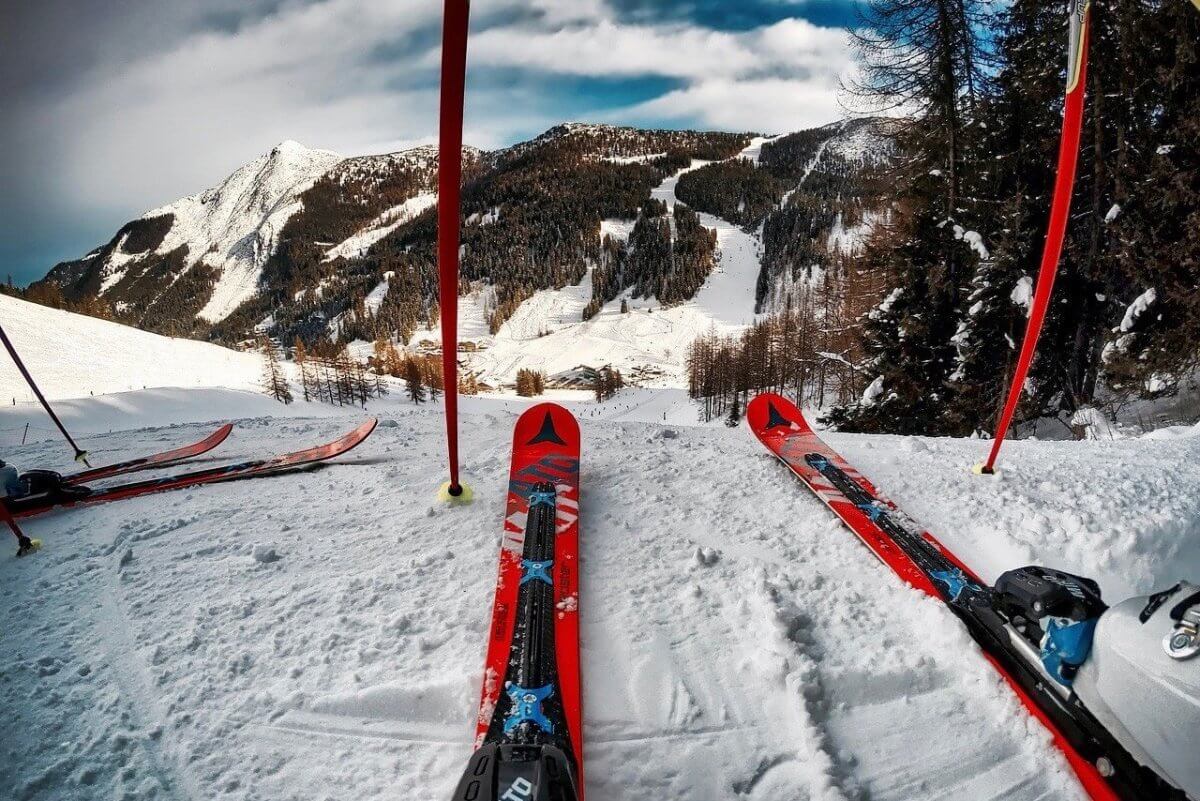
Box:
[516,369,533,397]
[405,358,427,404]
[293,337,311,402]
[258,336,293,405]
[725,393,741,427]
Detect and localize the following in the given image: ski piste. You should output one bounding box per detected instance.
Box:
[746,393,1184,801]
[451,403,583,801]
[5,419,377,519]
[64,423,235,483]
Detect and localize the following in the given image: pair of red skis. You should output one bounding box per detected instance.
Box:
[458,397,1170,801]
[4,420,377,523]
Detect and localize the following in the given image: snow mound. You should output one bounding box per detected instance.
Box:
[0,294,265,403]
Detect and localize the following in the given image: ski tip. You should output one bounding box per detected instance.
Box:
[437,480,475,505]
[515,403,580,450]
[745,392,807,436]
[971,463,997,476]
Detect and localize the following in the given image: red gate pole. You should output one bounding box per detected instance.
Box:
[436,0,472,502]
[978,0,1090,474]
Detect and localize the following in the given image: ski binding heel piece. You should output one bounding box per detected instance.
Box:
[1164,593,1200,660]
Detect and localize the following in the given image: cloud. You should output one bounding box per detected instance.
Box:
[2,0,855,282]
[467,16,851,132]
[623,78,844,133]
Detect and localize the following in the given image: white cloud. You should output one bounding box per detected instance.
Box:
[466,16,851,131]
[23,0,854,243]
[625,77,845,133]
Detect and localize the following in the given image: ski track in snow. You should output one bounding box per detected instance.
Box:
[4,387,1198,800]
[449,137,772,388]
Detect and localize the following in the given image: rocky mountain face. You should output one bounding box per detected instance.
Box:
[36,120,891,350]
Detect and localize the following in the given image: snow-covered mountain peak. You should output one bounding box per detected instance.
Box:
[131,142,345,322]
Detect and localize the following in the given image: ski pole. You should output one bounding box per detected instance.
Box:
[0,500,37,556]
[977,0,1090,475]
[0,321,89,465]
[435,0,473,504]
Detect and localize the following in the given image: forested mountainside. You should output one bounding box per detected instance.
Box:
[31,124,770,347]
[815,0,1200,436]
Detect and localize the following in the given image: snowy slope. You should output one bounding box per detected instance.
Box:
[1,388,1196,801]
[0,294,265,403]
[430,137,773,388]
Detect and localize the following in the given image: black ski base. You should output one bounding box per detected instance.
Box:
[450,743,579,801]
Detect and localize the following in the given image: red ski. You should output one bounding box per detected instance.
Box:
[6,419,376,519]
[746,392,1172,801]
[451,403,583,801]
[66,423,235,483]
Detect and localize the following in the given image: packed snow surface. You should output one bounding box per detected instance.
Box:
[2,386,1197,801]
[0,294,264,403]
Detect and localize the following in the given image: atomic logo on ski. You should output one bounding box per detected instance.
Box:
[764,401,794,431]
[527,411,567,446]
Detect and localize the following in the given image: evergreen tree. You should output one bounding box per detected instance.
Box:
[404,358,426,404]
[259,336,293,405]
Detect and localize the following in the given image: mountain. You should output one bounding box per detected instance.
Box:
[32,119,893,386]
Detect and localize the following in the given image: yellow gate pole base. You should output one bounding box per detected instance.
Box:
[971,463,997,476]
[17,538,42,557]
[437,481,474,505]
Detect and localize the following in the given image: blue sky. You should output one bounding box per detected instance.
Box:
[0,0,861,286]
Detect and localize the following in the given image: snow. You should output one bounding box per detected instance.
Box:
[601,152,667,165]
[861,375,885,406]
[870,288,903,320]
[825,210,876,255]
[365,272,395,315]
[3,379,1197,800]
[1011,276,1034,313]
[0,294,265,404]
[1119,288,1157,332]
[324,193,438,262]
[1104,203,1122,223]
[598,218,636,243]
[737,135,779,166]
[953,224,990,260]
